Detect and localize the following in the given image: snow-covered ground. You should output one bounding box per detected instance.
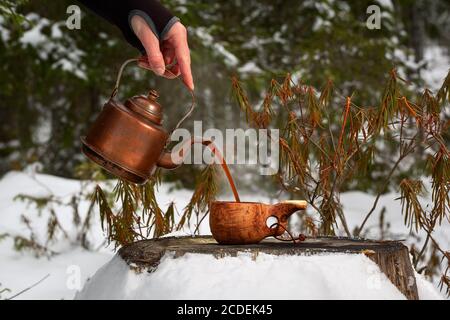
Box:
[0,170,447,299]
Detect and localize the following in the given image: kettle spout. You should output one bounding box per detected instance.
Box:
[156,137,210,170]
[156,151,181,170]
[270,200,307,222]
[156,137,197,169]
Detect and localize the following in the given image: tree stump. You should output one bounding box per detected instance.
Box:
[118,236,419,300]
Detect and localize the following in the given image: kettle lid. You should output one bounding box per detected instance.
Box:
[126,89,163,124]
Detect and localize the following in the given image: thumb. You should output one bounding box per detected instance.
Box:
[131,15,165,76]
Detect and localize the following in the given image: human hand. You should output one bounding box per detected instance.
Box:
[131,15,194,91]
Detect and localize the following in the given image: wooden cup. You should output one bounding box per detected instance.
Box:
[209,200,307,245]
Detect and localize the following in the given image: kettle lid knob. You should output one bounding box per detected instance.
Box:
[125,88,163,124]
[148,89,159,100]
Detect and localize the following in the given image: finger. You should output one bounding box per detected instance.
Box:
[161,45,179,78]
[138,54,179,79]
[161,46,177,69]
[134,26,165,75]
[161,44,176,66]
[174,38,194,91]
[146,52,165,76]
[137,55,152,70]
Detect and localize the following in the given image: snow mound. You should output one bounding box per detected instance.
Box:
[77,252,423,300]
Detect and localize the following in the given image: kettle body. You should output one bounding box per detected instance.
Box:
[82,95,168,184]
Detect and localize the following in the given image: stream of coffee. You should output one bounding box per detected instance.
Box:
[174,137,241,202]
[205,141,241,203]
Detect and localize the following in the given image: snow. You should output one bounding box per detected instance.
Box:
[76,252,408,300]
[0,170,446,299]
[238,62,263,75]
[392,45,450,92]
[20,15,51,46]
[0,171,113,299]
[193,27,239,67]
[0,171,105,250]
[17,13,87,80]
[421,46,450,91]
[415,271,446,300]
[336,186,449,298]
[376,0,394,10]
[0,15,10,41]
[0,238,111,300]
[341,188,450,253]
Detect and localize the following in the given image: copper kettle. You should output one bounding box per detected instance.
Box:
[81,58,195,184]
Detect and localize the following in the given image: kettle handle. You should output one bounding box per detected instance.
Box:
[110,58,138,99]
[110,57,196,132]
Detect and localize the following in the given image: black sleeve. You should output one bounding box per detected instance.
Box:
[77,0,179,53]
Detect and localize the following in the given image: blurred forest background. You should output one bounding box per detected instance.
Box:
[0,0,449,193]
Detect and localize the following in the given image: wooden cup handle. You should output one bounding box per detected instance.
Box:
[266,200,307,238]
[280,200,308,209]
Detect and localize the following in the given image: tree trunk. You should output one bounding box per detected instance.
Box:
[118,236,419,300]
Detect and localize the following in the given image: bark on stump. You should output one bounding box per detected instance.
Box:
[118,236,419,300]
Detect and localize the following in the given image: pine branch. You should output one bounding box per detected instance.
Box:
[399,179,426,232]
[177,164,218,231]
[437,69,450,105]
[356,134,418,236]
